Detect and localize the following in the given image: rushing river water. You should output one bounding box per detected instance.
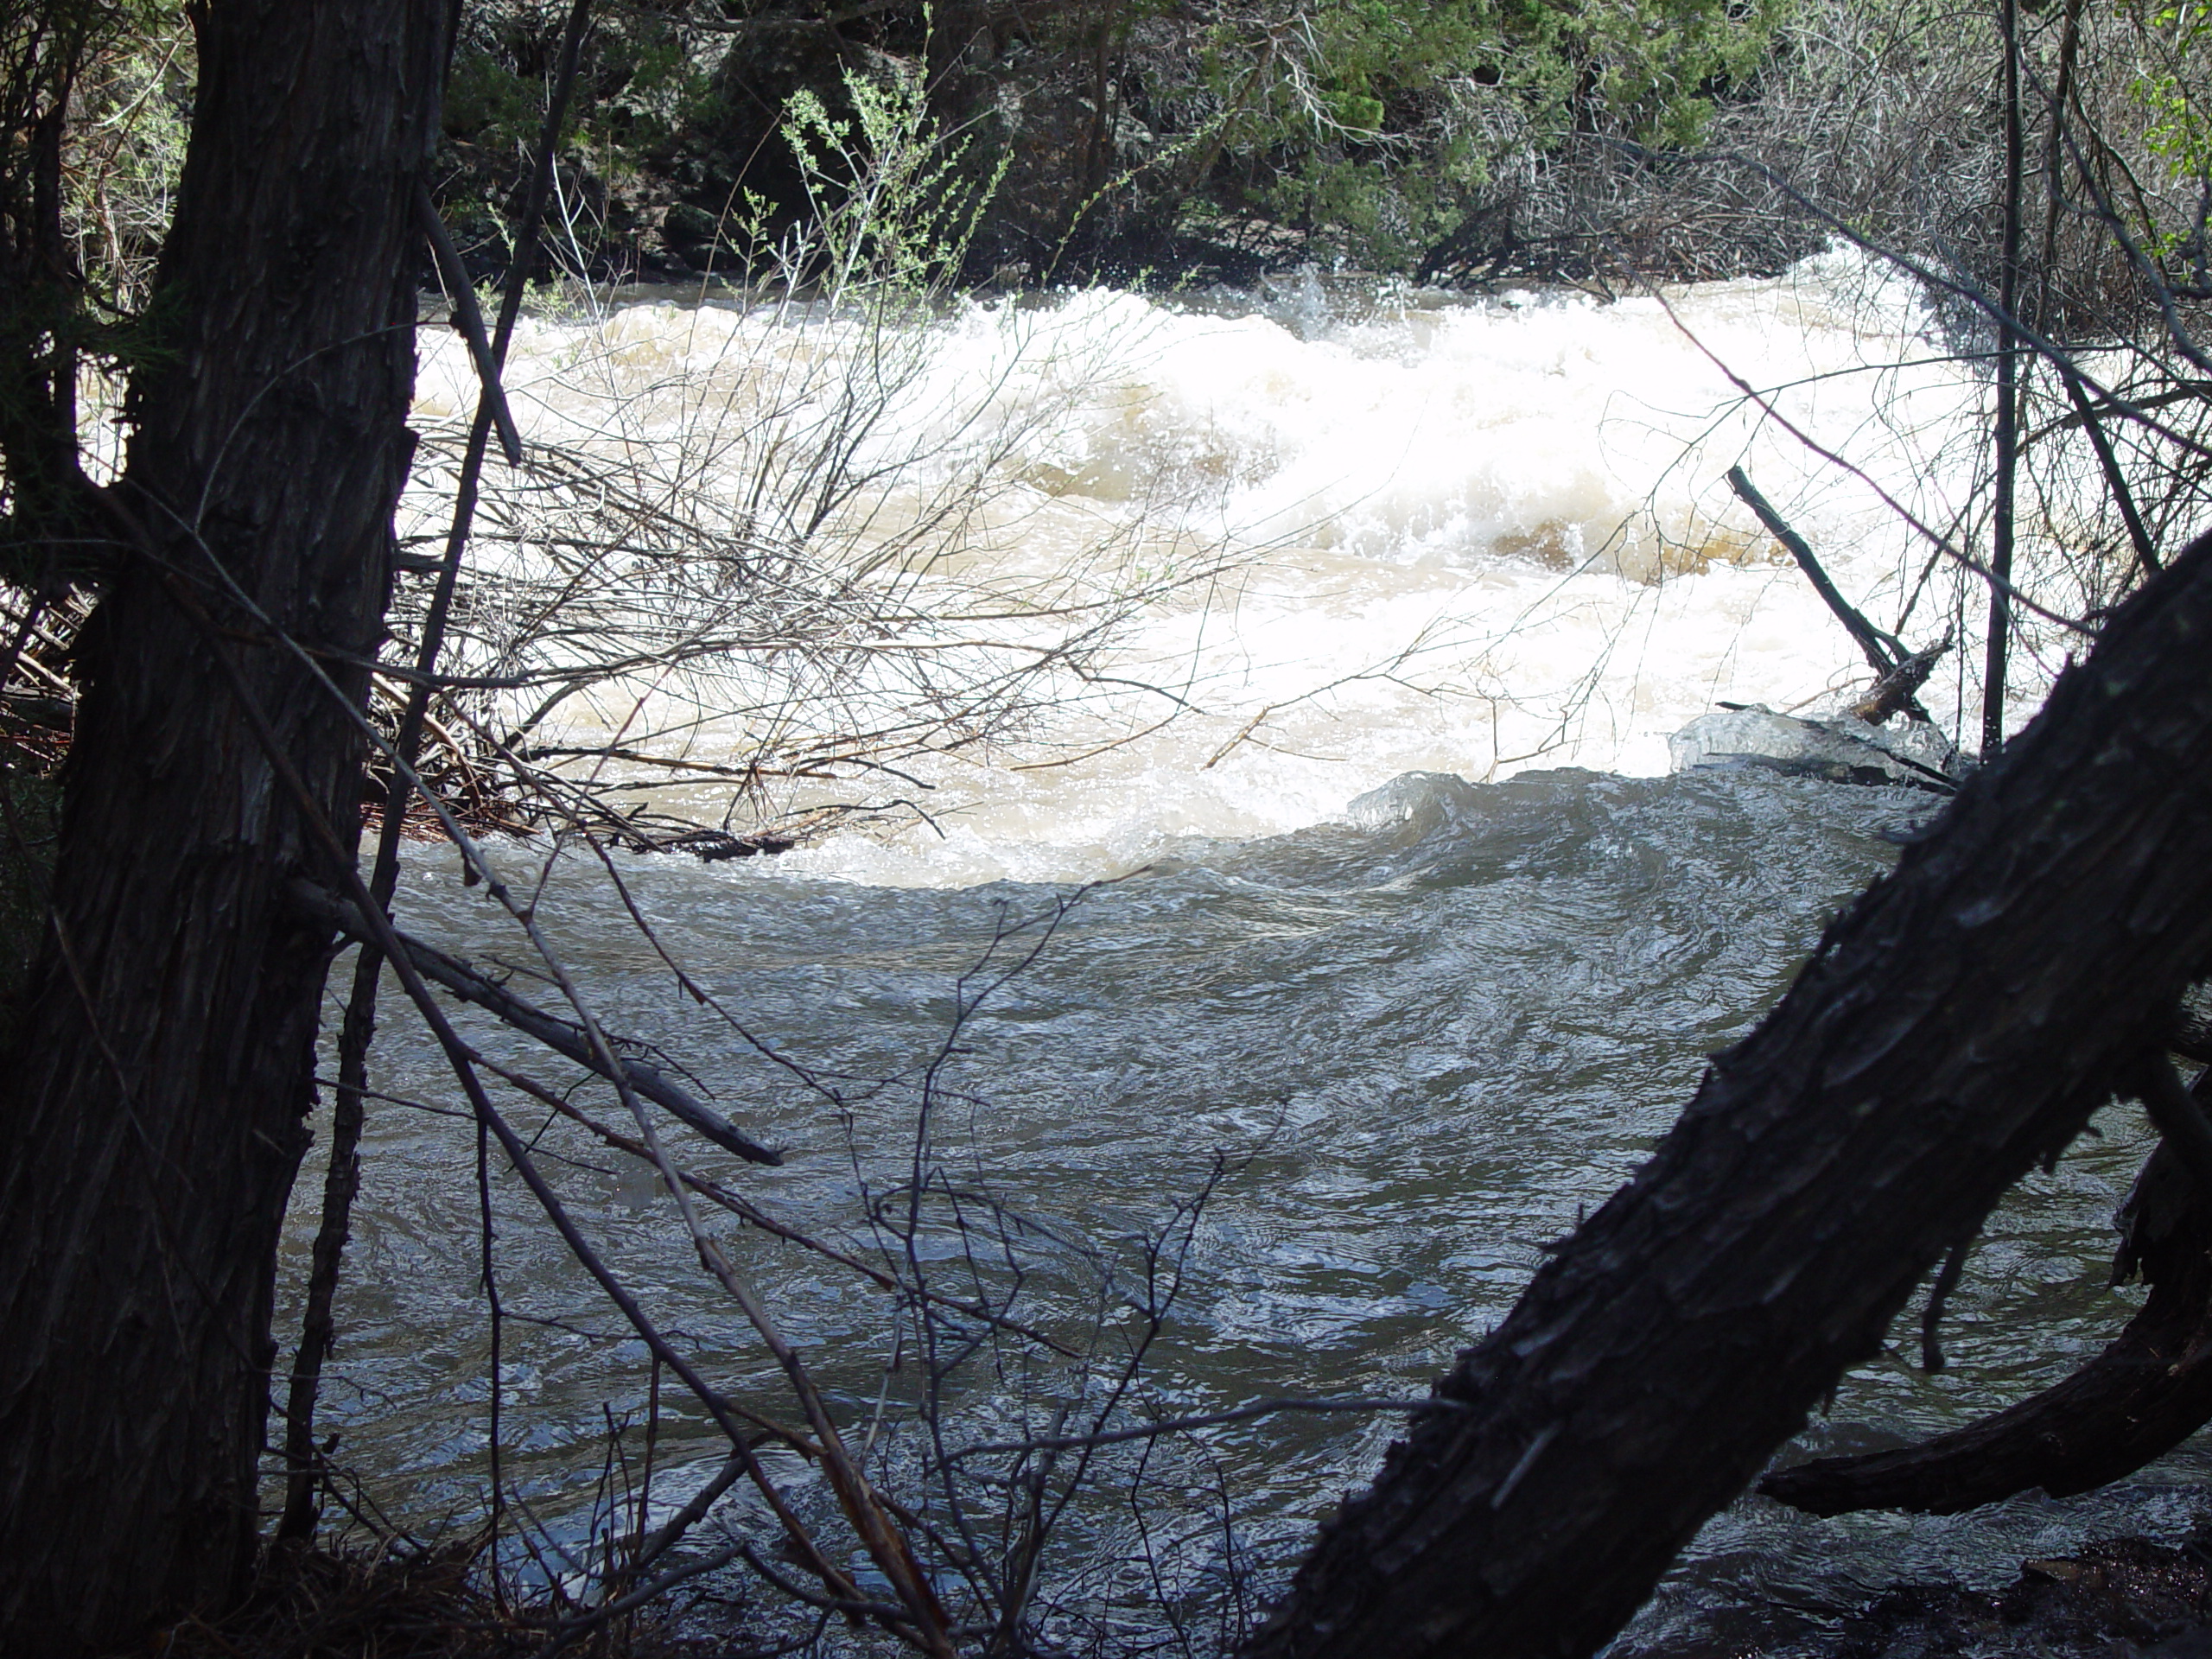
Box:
[286,254,2198,1652]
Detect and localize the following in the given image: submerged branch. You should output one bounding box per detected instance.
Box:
[1764,1104,2212,1515]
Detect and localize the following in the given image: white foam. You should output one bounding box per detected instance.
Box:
[414,251,2056,888]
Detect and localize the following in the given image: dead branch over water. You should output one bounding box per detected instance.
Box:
[383,295,1260,855]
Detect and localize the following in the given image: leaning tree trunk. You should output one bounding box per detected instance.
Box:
[0,3,443,1650]
[1244,529,2212,1659]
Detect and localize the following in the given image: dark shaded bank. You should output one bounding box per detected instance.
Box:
[140,1538,739,1658]
[1816,1526,2212,1659]
[118,1519,2212,1656]
[419,0,2008,296]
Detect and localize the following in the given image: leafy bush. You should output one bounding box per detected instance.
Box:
[59,1,192,310]
[1167,0,1789,267]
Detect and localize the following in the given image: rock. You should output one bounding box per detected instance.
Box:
[660,202,727,267]
[1345,770,1490,836]
[1668,706,1960,790]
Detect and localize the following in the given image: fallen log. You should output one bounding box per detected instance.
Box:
[1762,1116,2212,1515]
[1244,529,2212,1659]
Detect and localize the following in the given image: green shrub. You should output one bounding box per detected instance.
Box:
[1176,0,1791,268]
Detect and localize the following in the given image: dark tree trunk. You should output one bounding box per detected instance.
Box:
[0,3,444,1650]
[925,0,996,142]
[1245,531,2212,1659]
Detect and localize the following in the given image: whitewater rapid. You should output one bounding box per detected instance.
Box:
[412,251,2046,887]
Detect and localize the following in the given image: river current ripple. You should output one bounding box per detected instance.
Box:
[291,763,2202,1653]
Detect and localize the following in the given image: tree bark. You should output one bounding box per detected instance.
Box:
[0,3,444,1650]
[1245,530,2212,1659]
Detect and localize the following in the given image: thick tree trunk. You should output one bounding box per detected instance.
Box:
[0,3,443,1650]
[1245,531,2212,1659]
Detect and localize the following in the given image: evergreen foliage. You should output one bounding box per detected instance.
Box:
[414,0,1796,277]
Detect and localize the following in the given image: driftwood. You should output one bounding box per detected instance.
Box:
[1729,467,1906,671]
[1728,465,1947,730]
[289,878,782,1166]
[1848,634,1954,725]
[1763,1102,2212,1515]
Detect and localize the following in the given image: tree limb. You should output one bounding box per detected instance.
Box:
[288,878,783,1166]
[1762,1120,2212,1516]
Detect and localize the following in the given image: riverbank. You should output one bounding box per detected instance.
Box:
[419,0,2038,304]
[156,1514,2212,1657]
[1822,1525,2212,1658]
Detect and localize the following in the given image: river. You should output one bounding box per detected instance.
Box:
[283,251,2197,1653]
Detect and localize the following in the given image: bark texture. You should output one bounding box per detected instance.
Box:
[1763,1128,2212,1516]
[1244,531,2212,1659]
[0,3,444,1649]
